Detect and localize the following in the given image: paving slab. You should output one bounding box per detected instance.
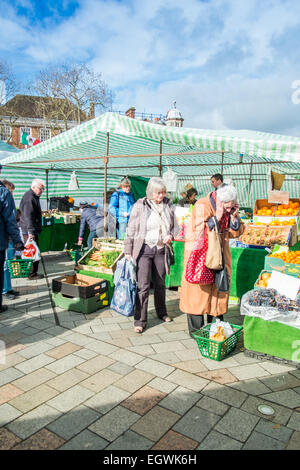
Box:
[58,429,109,450]
[6,403,62,439]
[173,405,220,443]
[214,407,260,442]
[47,404,100,440]
[106,429,154,450]
[131,405,181,442]
[243,431,287,450]
[197,429,242,450]
[88,405,140,442]
[254,418,294,443]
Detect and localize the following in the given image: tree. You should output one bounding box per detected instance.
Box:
[0,60,20,142]
[30,63,113,130]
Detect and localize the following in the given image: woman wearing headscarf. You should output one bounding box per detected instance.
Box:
[124,177,178,333]
[180,185,245,337]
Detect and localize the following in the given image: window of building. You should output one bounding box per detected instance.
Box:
[20,127,31,143]
[0,125,11,142]
[40,128,51,142]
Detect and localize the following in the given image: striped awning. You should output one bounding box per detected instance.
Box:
[1,112,300,205]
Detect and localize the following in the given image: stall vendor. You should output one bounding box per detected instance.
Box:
[78,202,104,249]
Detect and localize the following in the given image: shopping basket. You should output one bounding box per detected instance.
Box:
[7,259,33,278]
[192,322,243,361]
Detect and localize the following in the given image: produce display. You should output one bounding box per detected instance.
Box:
[248,289,300,312]
[82,250,121,269]
[256,271,271,288]
[275,201,299,217]
[269,250,300,265]
[254,200,299,217]
[239,224,291,246]
[255,219,296,226]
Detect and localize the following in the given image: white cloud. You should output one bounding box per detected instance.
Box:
[2,0,300,135]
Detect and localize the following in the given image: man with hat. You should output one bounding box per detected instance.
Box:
[78,201,104,249]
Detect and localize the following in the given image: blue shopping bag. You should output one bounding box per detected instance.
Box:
[110,258,137,317]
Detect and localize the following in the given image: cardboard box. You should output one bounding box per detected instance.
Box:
[254,270,272,289]
[254,198,300,217]
[253,216,300,235]
[239,224,293,247]
[264,256,300,278]
[52,273,108,299]
[253,199,276,216]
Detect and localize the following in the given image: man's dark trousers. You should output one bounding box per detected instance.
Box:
[0,250,6,307]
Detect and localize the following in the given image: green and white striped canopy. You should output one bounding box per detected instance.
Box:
[1,112,300,205]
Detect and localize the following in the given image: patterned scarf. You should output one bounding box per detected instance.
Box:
[210,191,230,232]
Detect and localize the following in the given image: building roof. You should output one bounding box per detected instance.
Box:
[0,94,88,122]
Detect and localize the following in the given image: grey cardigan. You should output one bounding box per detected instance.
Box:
[124,197,177,264]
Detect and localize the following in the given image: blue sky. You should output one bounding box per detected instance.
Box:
[1,0,300,134]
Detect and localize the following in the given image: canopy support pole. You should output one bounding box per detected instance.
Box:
[221,151,224,175]
[159,140,163,176]
[45,169,49,210]
[248,159,254,200]
[104,132,109,235]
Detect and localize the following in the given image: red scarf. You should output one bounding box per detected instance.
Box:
[211,191,230,232]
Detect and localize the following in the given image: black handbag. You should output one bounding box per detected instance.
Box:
[165,243,175,267]
[214,252,230,292]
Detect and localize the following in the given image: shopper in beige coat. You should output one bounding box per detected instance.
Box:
[180,185,244,337]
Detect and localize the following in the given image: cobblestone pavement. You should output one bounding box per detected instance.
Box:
[0,252,299,451]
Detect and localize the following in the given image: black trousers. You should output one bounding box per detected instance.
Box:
[0,250,6,307]
[187,314,224,338]
[23,234,40,275]
[135,244,166,328]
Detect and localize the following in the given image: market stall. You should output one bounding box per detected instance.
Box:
[240,242,300,365]
[2,113,300,329]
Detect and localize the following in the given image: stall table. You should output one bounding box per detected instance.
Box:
[165,241,269,300]
[39,222,89,253]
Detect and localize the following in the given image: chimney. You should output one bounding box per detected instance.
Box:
[125,107,136,119]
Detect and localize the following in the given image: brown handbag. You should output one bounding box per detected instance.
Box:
[205,217,223,271]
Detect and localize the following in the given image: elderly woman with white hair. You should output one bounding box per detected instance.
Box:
[124,177,177,333]
[180,184,245,337]
[19,179,45,280]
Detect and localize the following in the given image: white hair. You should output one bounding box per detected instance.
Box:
[146,177,166,200]
[31,179,45,189]
[217,184,237,203]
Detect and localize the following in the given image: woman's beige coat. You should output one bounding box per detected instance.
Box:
[179,195,244,316]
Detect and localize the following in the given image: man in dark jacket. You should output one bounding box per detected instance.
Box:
[19,179,44,280]
[78,202,104,249]
[0,179,24,312]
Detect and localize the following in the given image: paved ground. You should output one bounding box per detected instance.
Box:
[0,252,299,451]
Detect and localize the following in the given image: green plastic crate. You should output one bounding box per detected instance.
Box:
[7,259,33,278]
[42,216,54,227]
[192,322,243,361]
[52,291,109,314]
